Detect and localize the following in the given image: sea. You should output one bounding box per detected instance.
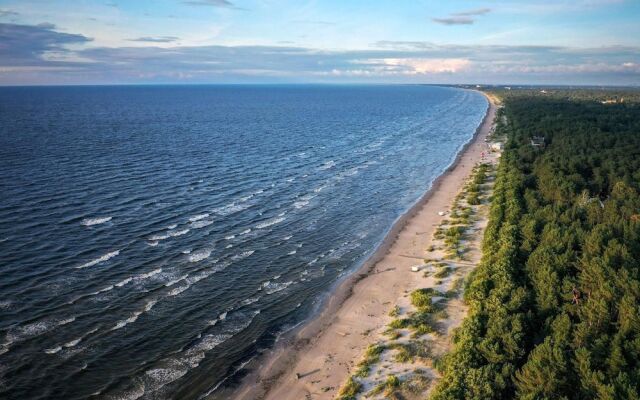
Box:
[0,85,487,399]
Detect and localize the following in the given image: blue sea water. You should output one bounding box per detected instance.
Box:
[0,85,486,399]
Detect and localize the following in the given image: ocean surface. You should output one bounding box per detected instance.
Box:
[0,85,487,399]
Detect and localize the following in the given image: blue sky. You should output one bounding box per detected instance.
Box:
[0,0,639,85]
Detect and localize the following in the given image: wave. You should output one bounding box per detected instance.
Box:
[288,250,297,255]
[111,300,157,331]
[81,216,112,226]
[148,228,189,242]
[212,202,252,216]
[90,284,114,296]
[318,160,336,170]
[188,213,210,222]
[76,250,120,269]
[240,297,260,306]
[44,346,62,354]
[231,250,254,261]
[239,228,251,235]
[165,274,188,287]
[188,249,212,262]
[190,220,213,229]
[116,277,133,287]
[255,217,285,229]
[224,234,235,240]
[5,316,76,345]
[260,280,294,295]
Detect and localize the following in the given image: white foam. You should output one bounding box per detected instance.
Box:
[7,316,76,344]
[139,268,162,280]
[111,300,155,331]
[212,202,252,216]
[44,346,62,354]
[81,216,112,226]
[256,217,285,229]
[148,228,189,242]
[283,235,292,240]
[64,338,82,348]
[188,249,212,262]
[232,250,254,260]
[168,285,189,296]
[294,200,309,209]
[190,220,213,229]
[319,160,336,170]
[147,241,159,247]
[165,274,188,287]
[288,250,297,255]
[76,250,120,269]
[116,277,133,287]
[90,285,114,295]
[225,234,235,240]
[240,228,251,235]
[167,224,178,229]
[260,280,294,295]
[240,297,260,306]
[188,213,210,222]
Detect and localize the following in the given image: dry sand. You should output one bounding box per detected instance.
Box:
[232,91,498,400]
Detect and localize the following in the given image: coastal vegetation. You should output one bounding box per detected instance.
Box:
[336,139,500,399]
[431,90,640,399]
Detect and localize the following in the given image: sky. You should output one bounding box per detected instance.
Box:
[0,0,639,85]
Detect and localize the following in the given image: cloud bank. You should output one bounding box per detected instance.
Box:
[0,23,638,85]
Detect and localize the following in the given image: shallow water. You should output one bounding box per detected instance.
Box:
[0,85,486,399]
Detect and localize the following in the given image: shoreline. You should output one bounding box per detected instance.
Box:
[229,90,497,400]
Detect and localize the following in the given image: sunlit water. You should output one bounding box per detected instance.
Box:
[0,85,486,399]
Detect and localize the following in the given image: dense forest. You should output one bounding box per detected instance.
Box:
[430,89,640,399]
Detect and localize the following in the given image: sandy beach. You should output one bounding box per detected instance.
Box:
[233,90,498,400]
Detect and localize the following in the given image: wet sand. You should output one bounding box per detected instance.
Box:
[232,91,497,400]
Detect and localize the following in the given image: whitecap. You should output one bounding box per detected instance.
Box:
[288,250,297,255]
[7,316,76,344]
[318,160,336,170]
[170,229,189,237]
[148,228,189,242]
[188,249,212,262]
[81,216,112,226]
[232,250,254,260]
[168,285,189,296]
[138,268,162,280]
[188,213,209,222]
[240,228,251,235]
[283,235,292,240]
[147,241,159,247]
[255,217,285,229]
[112,314,139,331]
[76,250,120,269]
[240,297,260,306]
[116,277,133,287]
[165,274,188,287]
[261,280,294,295]
[64,338,82,348]
[294,200,309,209]
[225,234,235,240]
[167,224,178,229]
[44,346,62,354]
[190,220,213,229]
[226,244,233,249]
